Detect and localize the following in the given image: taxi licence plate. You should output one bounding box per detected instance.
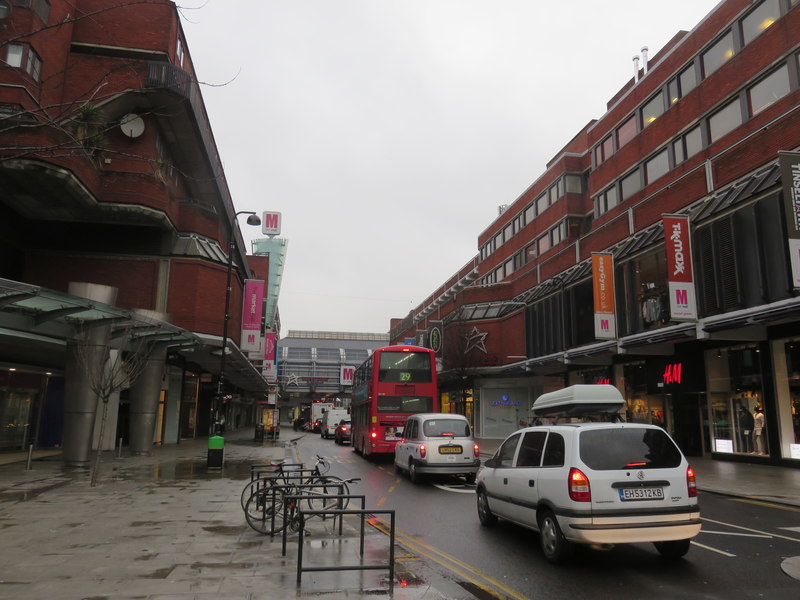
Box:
[619,487,664,501]
[439,446,463,454]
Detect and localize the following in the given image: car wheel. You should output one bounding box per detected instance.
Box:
[408,460,421,484]
[538,510,572,564]
[654,539,691,560]
[476,488,497,526]
[394,460,403,475]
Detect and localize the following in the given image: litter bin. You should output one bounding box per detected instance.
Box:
[207,435,224,469]
[254,423,265,442]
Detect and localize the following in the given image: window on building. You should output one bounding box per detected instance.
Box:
[503,223,514,243]
[526,241,537,261]
[176,38,185,68]
[702,31,735,77]
[548,183,559,205]
[565,174,582,194]
[524,203,535,225]
[493,231,503,250]
[740,0,780,46]
[3,43,42,82]
[13,0,50,24]
[668,78,680,106]
[642,92,665,128]
[673,138,685,165]
[748,64,790,116]
[616,115,637,149]
[594,186,618,217]
[708,98,743,143]
[621,169,642,201]
[536,193,548,215]
[537,234,551,256]
[645,148,670,184]
[679,64,698,98]
[684,125,703,159]
[598,135,614,164]
[504,259,514,279]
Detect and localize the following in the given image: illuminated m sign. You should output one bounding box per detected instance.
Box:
[261,211,282,236]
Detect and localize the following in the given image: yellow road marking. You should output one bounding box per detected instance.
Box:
[376,497,386,506]
[388,486,396,493]
[729,498,800,513]
[369,518,528,600]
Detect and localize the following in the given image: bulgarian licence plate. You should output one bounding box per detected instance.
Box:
[619,487,664,501]
[439,446,463,454]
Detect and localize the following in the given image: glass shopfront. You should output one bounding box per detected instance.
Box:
[771,339,800,461]
[705,345,768,456]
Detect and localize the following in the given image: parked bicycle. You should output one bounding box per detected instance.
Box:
[239,456,326,511]
[244,476,360,536]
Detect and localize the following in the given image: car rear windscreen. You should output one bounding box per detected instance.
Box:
[579,428,682,470]
[422,419,470,437]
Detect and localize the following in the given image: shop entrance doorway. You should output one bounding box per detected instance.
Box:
[670,392,704,456]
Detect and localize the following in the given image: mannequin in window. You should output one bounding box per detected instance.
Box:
[738,406,754,453]
[753,406,766,455]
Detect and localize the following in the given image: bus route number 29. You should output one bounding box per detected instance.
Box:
[400,372,411,382]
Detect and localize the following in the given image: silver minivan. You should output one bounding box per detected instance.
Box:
[394,413,480,484]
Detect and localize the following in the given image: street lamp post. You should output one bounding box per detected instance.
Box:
[212,210,261,438]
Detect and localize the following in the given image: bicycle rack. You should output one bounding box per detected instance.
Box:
[295,508,396,587]
[281,489,366,556]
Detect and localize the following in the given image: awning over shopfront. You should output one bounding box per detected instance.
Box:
[0,277,269,393]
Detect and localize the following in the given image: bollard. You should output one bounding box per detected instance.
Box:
[25,444,33,471]
[118,437,123,458]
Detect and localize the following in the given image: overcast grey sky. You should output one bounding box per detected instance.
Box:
[179,0,721,335]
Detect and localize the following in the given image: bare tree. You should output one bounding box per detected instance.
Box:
[74,324,151,486]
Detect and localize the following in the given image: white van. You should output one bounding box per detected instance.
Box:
[476,385,700,563]
[321,408,349,439]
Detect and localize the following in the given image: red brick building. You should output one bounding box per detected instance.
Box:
[0,1,270,457]
[391,0,800,467]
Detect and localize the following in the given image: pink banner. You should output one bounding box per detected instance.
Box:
[240,280,264,352]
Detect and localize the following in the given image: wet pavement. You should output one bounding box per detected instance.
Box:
[0,432,477,600]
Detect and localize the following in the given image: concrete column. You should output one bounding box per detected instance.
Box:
[129,344,167,455]
[63,282,117,467]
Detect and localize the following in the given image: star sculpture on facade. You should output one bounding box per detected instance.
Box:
[462,326,488,354]
[285,373,299,386]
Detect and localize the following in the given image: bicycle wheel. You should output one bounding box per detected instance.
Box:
[241,477,276,512]
[306,476,350,516]
[244,488,287,535]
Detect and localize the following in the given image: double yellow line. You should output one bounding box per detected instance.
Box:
[368,517,530,600]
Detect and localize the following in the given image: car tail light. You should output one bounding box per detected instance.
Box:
[473,443,480,458]
[568,467,591,502]
[371,431,377,439]
[419,444,426,458]
[686,466,697,498]
[341,426,348,432]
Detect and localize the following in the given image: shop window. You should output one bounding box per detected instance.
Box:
[623,363,665,427]
[740,0,780,46]
[616,115,637,149]
[782,342,800,457]
[707,347,767,456]
[748,64,790,116]
[708,99,743,143]
[645,148,670,184]
[618,250,669,337]
[702,31,735,78]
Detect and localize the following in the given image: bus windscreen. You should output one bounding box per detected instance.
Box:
[377,351,433,383]
[376,396,434,413]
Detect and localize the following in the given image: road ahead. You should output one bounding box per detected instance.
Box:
[293,433,800,600]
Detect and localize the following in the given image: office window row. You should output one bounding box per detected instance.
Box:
[593,0,794,170]
[594,54,798,218]
[12,0,50,24]
[479,220,570,286]
[480,174,583,262]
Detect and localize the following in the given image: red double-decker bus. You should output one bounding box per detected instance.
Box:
[351,345,438,458]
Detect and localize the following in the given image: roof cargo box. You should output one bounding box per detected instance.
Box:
[532,384,625,417]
